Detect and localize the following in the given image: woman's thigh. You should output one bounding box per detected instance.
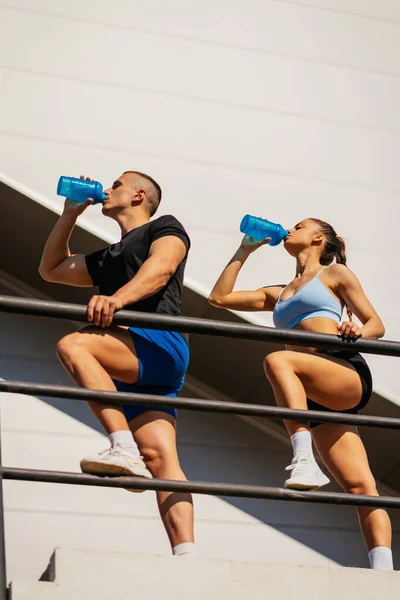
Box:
[267,350,363,411]
[312,424,376,493]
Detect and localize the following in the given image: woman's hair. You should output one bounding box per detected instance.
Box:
[309,218,352,321]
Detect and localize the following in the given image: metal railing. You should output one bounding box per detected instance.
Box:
[1,294,400,598]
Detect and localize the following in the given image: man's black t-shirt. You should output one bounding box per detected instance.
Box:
[85,215,190,316]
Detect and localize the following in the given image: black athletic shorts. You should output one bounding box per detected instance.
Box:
[307,348,373,429]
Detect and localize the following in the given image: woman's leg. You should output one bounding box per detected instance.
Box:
[263,350,364,489]
[263,350,363,436]
[130,411,195,553]
[312,424,393,569]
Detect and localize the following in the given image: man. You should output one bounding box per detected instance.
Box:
[39,171,194,557]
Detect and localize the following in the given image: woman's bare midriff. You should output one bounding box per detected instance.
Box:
[285,317,340,354]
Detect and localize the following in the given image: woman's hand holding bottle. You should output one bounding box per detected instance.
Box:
[239,234,271,254]
[239,216,272,253]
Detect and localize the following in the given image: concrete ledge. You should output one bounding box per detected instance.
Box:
[10,581,62,600]
[10,548,395,600]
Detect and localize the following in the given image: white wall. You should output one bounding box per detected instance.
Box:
[1,1,399,398]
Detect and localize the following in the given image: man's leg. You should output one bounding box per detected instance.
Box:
[130,411,195,554]
[56,325,151,479]
[57,325,140,432]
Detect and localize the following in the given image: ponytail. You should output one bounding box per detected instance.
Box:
[335,236,347,265]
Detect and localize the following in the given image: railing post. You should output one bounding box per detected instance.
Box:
[0,395,8,600]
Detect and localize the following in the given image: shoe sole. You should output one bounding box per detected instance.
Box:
[80,460,152,493]
[284,480,330,491]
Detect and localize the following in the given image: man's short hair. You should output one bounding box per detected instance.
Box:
[123,171,162,217]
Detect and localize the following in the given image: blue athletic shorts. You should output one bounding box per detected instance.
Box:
[113,328,190,423]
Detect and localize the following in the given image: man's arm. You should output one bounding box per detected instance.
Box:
[87,235,187,327]
[39,198,94,287]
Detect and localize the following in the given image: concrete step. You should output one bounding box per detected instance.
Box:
[10,548,400,600]
[10,582,62,599]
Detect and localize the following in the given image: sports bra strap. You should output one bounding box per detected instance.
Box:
[316,265,328,278]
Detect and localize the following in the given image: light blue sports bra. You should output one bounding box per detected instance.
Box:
[273,266,343,330]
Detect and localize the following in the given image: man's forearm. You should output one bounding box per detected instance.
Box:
[112,256,174,308]
[39,213,77,275]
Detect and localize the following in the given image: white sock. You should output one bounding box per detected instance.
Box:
[172,542,196,557]
[109,431,140,456]
[290,431,313,457]
[368,546,393,570]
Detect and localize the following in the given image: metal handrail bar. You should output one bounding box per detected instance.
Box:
[1,295,399,356]
[2,467,400,509]
[1,379,400,429]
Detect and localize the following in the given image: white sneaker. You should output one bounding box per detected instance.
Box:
[80,443,152,493]
[284,452,330,490]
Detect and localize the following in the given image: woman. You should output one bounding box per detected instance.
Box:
[208,217,393,570]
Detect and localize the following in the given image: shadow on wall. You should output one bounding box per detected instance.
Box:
[0,311,105,434]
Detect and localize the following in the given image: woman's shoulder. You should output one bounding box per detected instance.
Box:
[324,263,348,275]
[322,263,356,286]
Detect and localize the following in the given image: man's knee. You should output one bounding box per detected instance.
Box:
[56,332,87,365]
[141,443,179,476]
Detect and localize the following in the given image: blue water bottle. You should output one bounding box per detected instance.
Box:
[57,176,106,205]
[240,215,289,246]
